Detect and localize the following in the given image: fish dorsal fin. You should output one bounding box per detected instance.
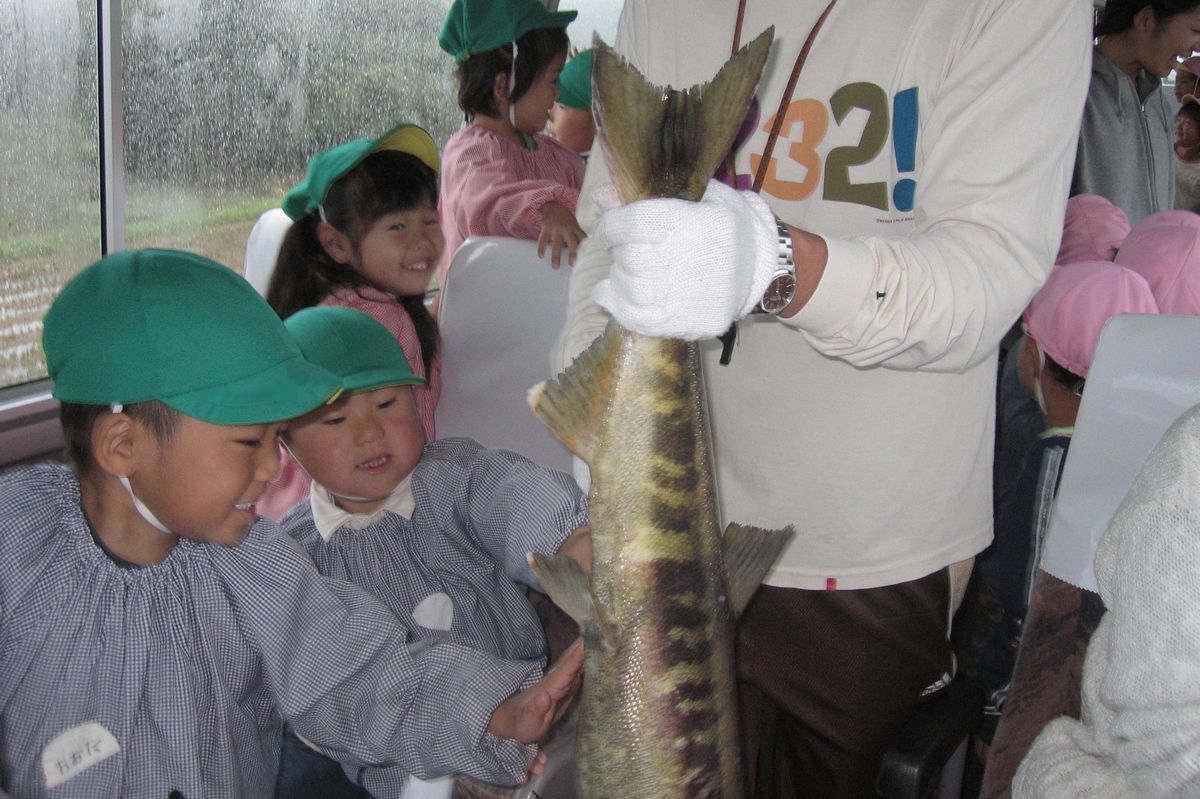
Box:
[591,27,774,203]
[528,322,623,464]
[527,552,618,652]
[723,522,795,617]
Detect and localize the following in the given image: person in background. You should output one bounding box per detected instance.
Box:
[975,262,1159,754]
[437,0,585,277]
[555,0,1092,795]
[1173,95,1200,210]
[0,249,583,799]
[1071,0,1200,224]
[1116,209,1200,312]
[1012,399,1200,797]
[1173,53,1200,101]
[272,307,589,799]
[258,123,443,521]
[550,49,596,161]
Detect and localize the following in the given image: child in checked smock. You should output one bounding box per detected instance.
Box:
[258,123,444,521]
[0,250,581,798]
[436,0,585,277]
[273,306,590,799]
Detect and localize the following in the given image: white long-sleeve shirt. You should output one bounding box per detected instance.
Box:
[556,0,1092,589]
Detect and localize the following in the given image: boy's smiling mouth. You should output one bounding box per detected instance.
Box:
[357,454,392,473]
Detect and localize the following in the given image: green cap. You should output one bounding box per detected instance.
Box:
[44,249,342,425]
[556,49,593,111]
[284,307,426,394]
[439,0,576,63]
[282,122,440,221]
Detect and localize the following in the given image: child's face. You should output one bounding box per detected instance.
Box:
[284,385,423,515]
[352,199,444,296]
[1176,70,1199,102]
[550,103,595,154]
[1177,113,1200,149]
[131,416,284,546]
[512,52,568,135]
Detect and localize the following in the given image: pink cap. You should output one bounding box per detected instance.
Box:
[1115,211,1200,316]
[1178,55,1200,77]
[1025,261,1159,378]
[1056,194,1131,265]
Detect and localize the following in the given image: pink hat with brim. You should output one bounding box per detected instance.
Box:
[1056,194,1131,265]
[1025,261,1159,378]
[1178,55,1200,77]
[1115,211,1200,316]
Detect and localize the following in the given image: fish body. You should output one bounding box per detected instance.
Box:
[528,31,792,799]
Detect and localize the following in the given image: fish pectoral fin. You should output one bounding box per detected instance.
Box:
[722,523,795,617]
[527,552,618,652]
[529,323,624,464]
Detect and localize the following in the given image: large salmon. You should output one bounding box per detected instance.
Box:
[527,30,793,799]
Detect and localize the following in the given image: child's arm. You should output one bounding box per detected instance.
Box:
[486,638,583,748]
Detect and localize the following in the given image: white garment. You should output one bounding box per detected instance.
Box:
[1013,402,1200,798]
[555,0,1092,589]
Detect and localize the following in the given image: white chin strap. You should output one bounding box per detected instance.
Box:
[508,40,519,129]
[1032,343,1048,415]
[280,439,385,504]
[118,475,173,535]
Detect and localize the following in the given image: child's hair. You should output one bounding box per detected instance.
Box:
[267,149,439,375]
[61,400,181,473]
[1095,0,1200,36]
[1178,97,1200,127]
[1043,354,1085,394]
[455,26,570,119]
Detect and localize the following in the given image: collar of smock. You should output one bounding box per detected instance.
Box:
[310,475,416,540]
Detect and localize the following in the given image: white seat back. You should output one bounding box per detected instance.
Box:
[243,208,292,296]
[434,237,574,476]
[1040,314,1200,592]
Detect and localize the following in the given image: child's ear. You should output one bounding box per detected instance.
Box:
[90,411,143,479]
[492,71,511,103]
[1132,5,1156,33]
[317,221,354,265]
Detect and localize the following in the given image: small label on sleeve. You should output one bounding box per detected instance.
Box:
[42,722,119,788]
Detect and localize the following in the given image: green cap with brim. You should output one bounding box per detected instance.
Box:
[556,49,593,111]
[282,122,440,221]
[439,0,576,63]
[44,249,343,425]
[284,307,427,395]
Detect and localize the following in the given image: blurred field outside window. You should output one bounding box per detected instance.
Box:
[1,0,460,392]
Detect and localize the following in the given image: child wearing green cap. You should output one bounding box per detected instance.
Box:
[0,249,581,798]
[550,49,595,160]
[271,306,590,799]
[436,0,586,278]
[257,122,444,522]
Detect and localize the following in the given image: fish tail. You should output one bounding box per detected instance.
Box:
[591,27,774,203]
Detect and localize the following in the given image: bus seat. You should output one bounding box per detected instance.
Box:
[243,207,291,297]
[434,236,575,477]
[1040,313,1200,593]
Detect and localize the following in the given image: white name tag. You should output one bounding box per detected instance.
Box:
[42,722,120,789]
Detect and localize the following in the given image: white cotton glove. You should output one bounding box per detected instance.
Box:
[592,179,780,340]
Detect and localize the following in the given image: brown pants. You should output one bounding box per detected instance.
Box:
[978,570,1105,799]
[736,570,954,799]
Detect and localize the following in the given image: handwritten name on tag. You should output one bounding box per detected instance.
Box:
[42,722,119,789]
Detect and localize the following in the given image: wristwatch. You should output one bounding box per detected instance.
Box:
[752,217,797,315]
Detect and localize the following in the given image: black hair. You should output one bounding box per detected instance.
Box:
[1179,97,1200,124]
[61,400,181,474]
[455,26,570,120]
[1095,0,1200,36]
[266,149,440,375]
[1044,353,1086,395]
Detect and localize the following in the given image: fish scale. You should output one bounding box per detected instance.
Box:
[527,29,793,798]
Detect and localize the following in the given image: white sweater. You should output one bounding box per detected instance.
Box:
[1013,402,1200,797]
[556,0,1092,589]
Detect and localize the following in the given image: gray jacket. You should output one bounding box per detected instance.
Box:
[1072,49,1174,225]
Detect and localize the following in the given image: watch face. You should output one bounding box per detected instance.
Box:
[761,273,798,313]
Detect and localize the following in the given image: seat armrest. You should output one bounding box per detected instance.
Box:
[876,677,980,799]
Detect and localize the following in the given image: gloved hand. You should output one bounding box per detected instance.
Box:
[592,179,779,340]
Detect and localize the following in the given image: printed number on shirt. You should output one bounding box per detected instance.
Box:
[750,83,919,213]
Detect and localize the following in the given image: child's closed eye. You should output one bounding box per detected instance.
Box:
[321,416,347,426]
[377,398,397,410]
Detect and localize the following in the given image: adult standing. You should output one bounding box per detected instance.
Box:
[554,0,1091,796]
[1072,0,1200,224]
